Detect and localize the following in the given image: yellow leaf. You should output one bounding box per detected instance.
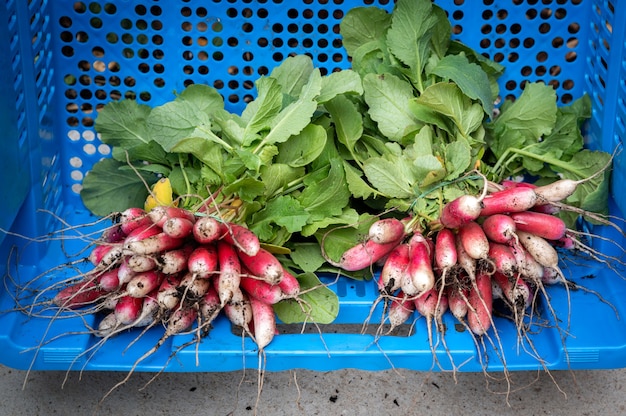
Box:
[144,177,174,211]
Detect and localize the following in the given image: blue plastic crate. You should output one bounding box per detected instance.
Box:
[0,0,625,373]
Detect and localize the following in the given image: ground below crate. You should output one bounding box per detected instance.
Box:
[1,364,624,415]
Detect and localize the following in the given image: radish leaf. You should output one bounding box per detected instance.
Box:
[318,69,364,103]
[488,83,558,156]
[339,6,391,58]
[96,99,152,148]
[276,123,327,167]
[343,161,379,199]
[325,95,364,155]
[386,0,437,89]
[81,159,155,216]
[250,195,310,240]
[363,154,417,198]
[273,272,339,324]
[363,73,422,142]
[429,53,494,115]
[299,159,350,220]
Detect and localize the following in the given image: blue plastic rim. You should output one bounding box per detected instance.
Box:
[0,0,625,373]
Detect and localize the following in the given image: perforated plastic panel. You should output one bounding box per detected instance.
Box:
[1,0,625,373]
[0,0,59,251]
[583,0,626,213]
[0,1,28,246]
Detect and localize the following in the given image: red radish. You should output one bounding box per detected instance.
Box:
[240,275,284,305]
[148,206,196,228]
[188,244,218,278]
[95,312,119,337]
[491,278,504,301]
[162,216,195,239]
[97,268,121,292]
[414,288,449,322]
[329,237,402,272]
[199,285,222,328]
[238,248,284,285]
[488,242,518,277]
[101,224,126,244]
[157,275,183,310]
[219,222,261,257]
[516,230,559,269]
[117,256,136,285]
[157,244,194,274]
[424,236,436,262]
[155,303,199,342]
[224,288,253,329]
[501,179,536,189]
[368,218,405,244]
[123,223,162,244]
[458,221,490,260]
[92,244,124,270]
[467,271,493,336]
[378,243,410,295]
[403,234,435,296]
[542,266,561,285]
[414,288,449,359]
[481,214,517,244]
[126,270,164,298]
[375,253,391,268]
[124,232,184,255]
[52,279,106,309]
[212,274,226,306]
[89,244,116,266]
[516,276,537,309]
[216,240,242,306]
[554,235,576,250]
[480,187,538,216]
[165,304,198,335]
[532,203,561,215]
[455,234,476,281]
[509,241,545,283]
[127,254,157,272]
[438,194,484,229]
[433,230,456,309]
[192,216,223,244]
[114,295,144,325]
[434,228,457,275]
[179,272,211,299]
[532,155,612,205]
[119,207,152,234]
[447,284,469,320]
[133,291,161,327]
[509,211,567,241]
[387,294,415,331]
[492,272,530,311]
[277,267,300,299]
[249,297,277,350]
[100,295,119,311]
[414,288,448,320]
[533,179,579,203]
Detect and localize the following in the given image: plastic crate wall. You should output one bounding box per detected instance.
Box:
[1,0,626,373]
[584,0,626,214]
[0,0,60,253]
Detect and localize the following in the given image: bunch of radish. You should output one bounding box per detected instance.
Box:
[326,176,594,352]
[52,205,300,353]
